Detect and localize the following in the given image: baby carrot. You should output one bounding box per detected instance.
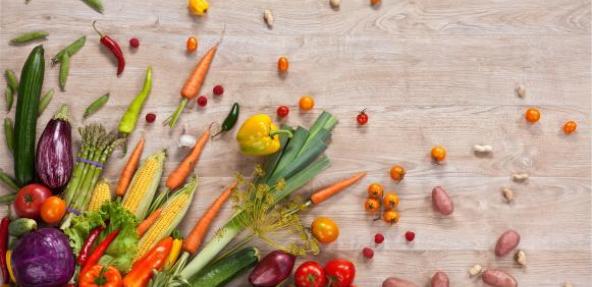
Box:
[166,129,209,190]
[310,172,367,205]
[136,208,162,236]
[116,136,145,197]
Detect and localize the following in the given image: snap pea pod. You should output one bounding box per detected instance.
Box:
[83,93,109,119]
[52,36,86,65]
[81,0,104,14]
[5,88,13,112]
[3,118,13,155]
[9,31,48,45]
[59,53,70,91]
[38,89,54,116]
[0,169,18,193]
[4,70,18,92]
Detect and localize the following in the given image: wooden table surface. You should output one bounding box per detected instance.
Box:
[1,0,591,286]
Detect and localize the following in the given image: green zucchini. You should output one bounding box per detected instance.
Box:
[190,247,259,287]
[14,45,45,186]
[9,218,37,237]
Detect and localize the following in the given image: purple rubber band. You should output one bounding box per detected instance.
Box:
[67,207,80,216]
[77,157,104,168]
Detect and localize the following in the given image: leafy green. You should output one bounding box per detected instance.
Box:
[63,201,139,272]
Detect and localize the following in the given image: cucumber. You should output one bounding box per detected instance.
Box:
[190,247,259,287]
[9,218,37,237]
[14,45,45,186]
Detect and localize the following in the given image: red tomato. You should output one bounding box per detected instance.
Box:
[324,259,355,287]
[294,261,327,287]
[14,183,52,219]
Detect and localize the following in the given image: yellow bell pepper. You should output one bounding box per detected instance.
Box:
[165,237,183,269]
[236,114,292,156]
[188,0,209,16]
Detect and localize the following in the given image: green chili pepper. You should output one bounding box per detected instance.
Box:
[4,69,18,92]
[214,103,240,137]
[4,118,14,155]
[81,0,104,14]
[84,93,110,119]
[9,31,48,45]
[118,66,152,135]
[52,36,86,65]
[5,87,13,112]
[59,53,70,91]
[38,89,54,116]
[0,168,18,193]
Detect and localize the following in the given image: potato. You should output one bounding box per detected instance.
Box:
[482,269,518,287]
[495,229,521,257]
[431,271,450,287]
[382,277,419,287]
[432,186,454,215]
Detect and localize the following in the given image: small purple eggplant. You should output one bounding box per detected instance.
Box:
[36,105,73,191]
[249,250,296,287]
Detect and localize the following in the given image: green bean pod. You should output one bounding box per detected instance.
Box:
[81,0,104,13]
[4,118,14,154]
[4,69,19,91]
[59,53,70,91]
[5,87,13,112]
[52,36,86,64]
[0,168,18,192]
[9,31,49,45]
[38,89,54,116]
[84,93,110,119]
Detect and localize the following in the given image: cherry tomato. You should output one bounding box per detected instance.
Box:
[299,96,315,111]
[311,217,340,244]
[364,198,381,213]
[383,192,400,209]
[383,209,400,224]
[324,259,355,287]
[277,56,289,73]
[356,110,368,125]
[563,120,577,134]
[525,107,541,123]
[277,106,290,118]
[40,196,67,224]
[431,145,447,161]
[294,261,328,287]
[367,183,383,198]
[389,165,405,181]
[370,0,381,6]
[187,36,198,53]
[14,184,52,219]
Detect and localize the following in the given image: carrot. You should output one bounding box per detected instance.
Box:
[183,181,237,254]
[115,136,145,197]
[137,208,162,236]
[310,172,367,205]
[166,129,210,190]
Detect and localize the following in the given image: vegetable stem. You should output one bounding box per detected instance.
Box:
[164,99,188,128]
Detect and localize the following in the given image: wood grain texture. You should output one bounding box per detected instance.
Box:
[1,0,590,286]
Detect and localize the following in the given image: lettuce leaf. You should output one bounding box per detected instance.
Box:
[63,201,139,272]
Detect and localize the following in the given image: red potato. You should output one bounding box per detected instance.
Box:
[432,186,454,215]
[431,271,449,287]
[495,230,521,257]
[482,269,518,287]
[382,277,418,287]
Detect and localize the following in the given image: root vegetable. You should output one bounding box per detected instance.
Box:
[431,271,449,287]
[382,277,418,287]
[432,186,454,216]
[512,172,528,183]
[263,10,274,28]
[495,230,521,257]
[514,250,526,266]
[502,188,514,203]
[468,264,483,277]
[473,144,493,154]
[482,269,517,287]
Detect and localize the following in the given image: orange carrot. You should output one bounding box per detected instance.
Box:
[310,172,367,205]
[183,181,237,254]
[166,129,210,190]
[181,44,218,99]
[116,136,145,197]
[137,208,162,236]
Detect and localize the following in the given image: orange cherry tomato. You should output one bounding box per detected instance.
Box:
[383,210,400,224]
[563,120,577,134]
[40,196,67,224]
[277,56,289,73]
[383,192,400,209]
[311,217,340,244]
[299,96,315,111]
[525,107,541,123]
[370,0,381,6]
[186,36,198,53]
[367,183,384,198]
[431,145,447,161]
[389,165,405,182]
[79,265,122,287]
[364,198,381,213]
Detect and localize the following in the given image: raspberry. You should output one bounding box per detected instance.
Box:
[362,247,374,259]
[405,231,415,242]
[374,233,384,244]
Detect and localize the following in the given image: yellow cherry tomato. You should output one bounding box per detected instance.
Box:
[431,145,447,161]
[563,120,577,134]
[299,96,315,111]
[311,217,340,244]
[277,56,289,73]
[367,183,384,198]
[389,165,405,182]
[383,210,400,224]
[383,192,400,209]
[364,197,381,213]
[525,108,541,123]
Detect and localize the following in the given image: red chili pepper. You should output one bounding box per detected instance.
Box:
[0,217,9,285]
[80,229,120,276]
[92,21,125,76]
[77,225,105,266]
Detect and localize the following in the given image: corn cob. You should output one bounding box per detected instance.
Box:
[122,150,166,220]
[87,179,111,211]
[136,176,197,260]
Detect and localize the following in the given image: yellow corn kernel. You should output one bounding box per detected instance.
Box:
[87,179,111,212]
[122,151,166,220]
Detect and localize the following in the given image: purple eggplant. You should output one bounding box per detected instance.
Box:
[36,105,73,191]
[249,250,296,287]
